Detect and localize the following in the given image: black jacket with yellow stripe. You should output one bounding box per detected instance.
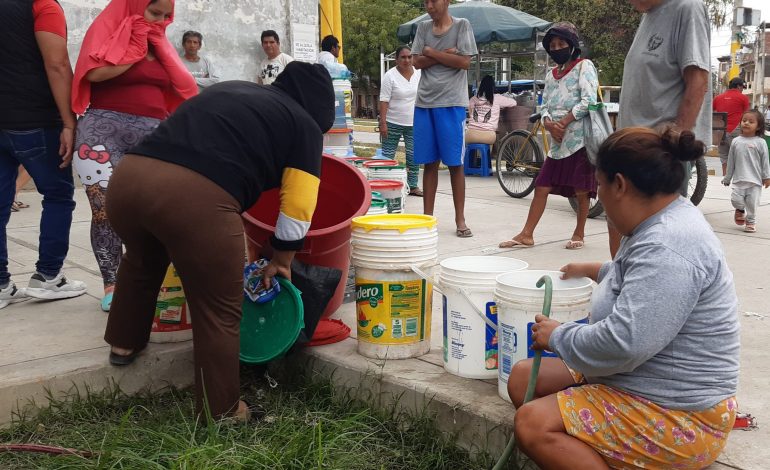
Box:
[129,63,335,252]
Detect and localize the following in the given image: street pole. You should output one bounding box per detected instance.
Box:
[728,0,743,82]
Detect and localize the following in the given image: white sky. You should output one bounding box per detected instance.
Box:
[711,0,767,69]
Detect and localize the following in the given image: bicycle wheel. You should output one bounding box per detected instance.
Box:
[496,130,544,198]
[688,156,708,206]
[568,195,604,218]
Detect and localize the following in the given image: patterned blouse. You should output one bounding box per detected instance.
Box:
[540,59,598,160]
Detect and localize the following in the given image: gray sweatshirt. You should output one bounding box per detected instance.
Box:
[722,135,770,187]
[550,198,740,410]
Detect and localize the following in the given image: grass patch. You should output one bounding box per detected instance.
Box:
[0,368,491,469]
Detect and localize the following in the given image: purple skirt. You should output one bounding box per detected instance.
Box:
[535,147,597,198]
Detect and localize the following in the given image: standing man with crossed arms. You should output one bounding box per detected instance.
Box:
[610,0,711,257]
[411,0,477,238]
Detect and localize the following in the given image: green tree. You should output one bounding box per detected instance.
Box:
[502,0,640,85]
[341,0,423,90]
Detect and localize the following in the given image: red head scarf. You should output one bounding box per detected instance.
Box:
[71,0,196,115]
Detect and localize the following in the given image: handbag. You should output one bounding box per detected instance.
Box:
[582,64,613,166]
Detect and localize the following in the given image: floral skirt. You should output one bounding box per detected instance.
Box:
[557,384,736,469]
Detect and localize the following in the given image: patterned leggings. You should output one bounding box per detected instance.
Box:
[381,121,419,189]
[73,109,160,287]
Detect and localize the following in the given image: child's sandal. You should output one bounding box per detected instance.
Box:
[734,210,746,226]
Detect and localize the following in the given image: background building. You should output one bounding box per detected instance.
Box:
[61,0,319,82]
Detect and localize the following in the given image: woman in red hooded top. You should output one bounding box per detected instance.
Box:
[71,0,196,312]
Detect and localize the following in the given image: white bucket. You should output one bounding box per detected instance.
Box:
[366,197,388,215]
[367,166,409,194]
[324,145,353,157]
[324,130,352,148]
[495,270,592,402]
[439,256,529,379]
[333,79,353,130]
[368,180,404,214]
[150,264,193,343]
[351,215,438,359]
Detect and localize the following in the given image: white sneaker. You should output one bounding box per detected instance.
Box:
[26,272,87,300]
[0,282,30,309]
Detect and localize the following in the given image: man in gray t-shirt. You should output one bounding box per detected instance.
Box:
[180,31,220,92]
[411,0,477,238]
[610,0,711,256]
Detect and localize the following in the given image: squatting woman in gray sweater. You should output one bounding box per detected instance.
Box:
[507,127,740,470]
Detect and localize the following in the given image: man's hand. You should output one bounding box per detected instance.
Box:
[763,178,770,189]
[262,249,294,289]
[58,127,75,168]
[530,314,561,351]
[379,121,388,140]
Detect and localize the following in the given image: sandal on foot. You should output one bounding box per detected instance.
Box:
[499,238,534,248]
[101,292,114,312]
[735,210,746,226]
[744,223,756,233]
[409,188,424,197]
[10,202,19,212]
[109,345,146,366]
[14,201,29,209]
[456,227,473,238]
[566,239,584,250]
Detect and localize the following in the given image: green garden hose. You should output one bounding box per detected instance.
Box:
[492,275,553,470]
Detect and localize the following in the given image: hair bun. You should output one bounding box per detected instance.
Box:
[661,126,705,162]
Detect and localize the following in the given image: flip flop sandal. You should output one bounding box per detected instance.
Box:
[566,240,585,250]
[14,201,29,209]
[101,291,114,312]
[10,202,19,212]
[498,239,534,248]
[744,224,756,233]
[456,227,473,238]
[109,345,146,366]
[409,188,424,197]
[734,210,746,226]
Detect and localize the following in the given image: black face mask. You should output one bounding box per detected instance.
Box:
[548,47,573,65]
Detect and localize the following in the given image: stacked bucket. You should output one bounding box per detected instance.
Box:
[324,78,354,157]
[350,214,438,360]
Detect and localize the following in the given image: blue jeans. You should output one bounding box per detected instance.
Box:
[0,127,75,284]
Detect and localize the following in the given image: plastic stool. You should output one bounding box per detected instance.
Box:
[463,143,492,176]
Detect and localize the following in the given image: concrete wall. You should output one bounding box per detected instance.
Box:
[60,0,319,82]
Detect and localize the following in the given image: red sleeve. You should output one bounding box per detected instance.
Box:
[33,0,66,39]
[742,94,750,112]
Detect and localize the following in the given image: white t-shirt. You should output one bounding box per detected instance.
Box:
[379,67,421,127]
[258,53,293,85]
[317,51,337,67]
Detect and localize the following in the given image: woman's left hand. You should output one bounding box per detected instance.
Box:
[547,121,565,143]
[530,314,561,351]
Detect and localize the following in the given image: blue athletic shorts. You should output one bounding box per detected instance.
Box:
[413,106,466,167]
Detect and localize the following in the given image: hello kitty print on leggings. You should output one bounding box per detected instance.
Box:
[73,109,160,287]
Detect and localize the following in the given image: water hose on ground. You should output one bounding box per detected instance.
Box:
[492,275,553,470]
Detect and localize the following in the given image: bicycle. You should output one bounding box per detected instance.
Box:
[496,113,709,216]
[496,112,605,217]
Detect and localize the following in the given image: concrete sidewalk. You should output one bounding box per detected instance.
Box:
[1,172,767,469]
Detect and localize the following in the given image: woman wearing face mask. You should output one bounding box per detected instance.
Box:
[499,22,598,250]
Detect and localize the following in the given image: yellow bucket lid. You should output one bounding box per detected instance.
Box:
[351,214,437,232]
